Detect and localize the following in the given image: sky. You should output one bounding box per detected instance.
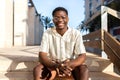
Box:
[32,0,85,28]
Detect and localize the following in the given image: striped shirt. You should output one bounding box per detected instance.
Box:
[39,27,86,61]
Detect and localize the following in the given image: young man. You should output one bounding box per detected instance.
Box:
[33,7,89,80]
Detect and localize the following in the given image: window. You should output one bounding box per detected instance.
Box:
[96,5,101,11]
[89,11,92,17]
[89,3,92,10]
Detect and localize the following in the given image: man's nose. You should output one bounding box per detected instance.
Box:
[58,17,63,21]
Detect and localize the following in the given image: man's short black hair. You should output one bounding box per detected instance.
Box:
[52,7,68,16]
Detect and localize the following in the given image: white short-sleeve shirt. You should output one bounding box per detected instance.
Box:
[39,27,86,61]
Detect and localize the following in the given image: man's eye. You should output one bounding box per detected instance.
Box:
[54,17,59,19]
[53,17,59,20]
[53,16,67,21]
[62,16,66,19]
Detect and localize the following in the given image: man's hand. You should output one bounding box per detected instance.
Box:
[56,54,86,77]
[55,59,73,77]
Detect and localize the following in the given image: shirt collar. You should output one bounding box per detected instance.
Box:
[51,26,71,37]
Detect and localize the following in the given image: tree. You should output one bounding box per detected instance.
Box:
[41,16,52,29]
[41,16,54,29]
[77,21,88,35]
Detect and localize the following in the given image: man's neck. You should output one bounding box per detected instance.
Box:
[56,27,68,36]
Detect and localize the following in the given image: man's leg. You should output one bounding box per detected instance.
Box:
[72,65,89,80]
[33,63,51,80]
[33,63,57,80]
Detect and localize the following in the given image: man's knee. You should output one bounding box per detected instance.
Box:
[33,64,51,79]
[79,65,89,74]
[33,64,44,73]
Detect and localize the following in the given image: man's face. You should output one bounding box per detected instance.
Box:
[53,11,69,30]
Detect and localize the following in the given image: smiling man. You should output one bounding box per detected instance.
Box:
[33,7,89,80]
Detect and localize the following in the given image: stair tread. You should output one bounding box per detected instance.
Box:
[0,72,120,80]
[89,72,120,80]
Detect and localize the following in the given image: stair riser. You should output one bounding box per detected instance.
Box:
[0,61,38,72]
[0,72,33,80]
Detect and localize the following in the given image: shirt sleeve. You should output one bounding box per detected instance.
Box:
[74,32,86,56]
[39,32,49,53]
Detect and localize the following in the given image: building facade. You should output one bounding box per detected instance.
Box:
[84,0,120,41]
[0,0,44,48]
[84,0,103,23]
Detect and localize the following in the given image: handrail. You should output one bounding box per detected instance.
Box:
[103,30,120,58]
[83,29,120,71]
[103,39,120,59]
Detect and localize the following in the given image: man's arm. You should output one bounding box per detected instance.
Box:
[39,52,58,70]
[64,53,86,69]
[67,31,86,69]
[56,53,86,76]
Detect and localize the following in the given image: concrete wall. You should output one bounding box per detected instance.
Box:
[27,7,44,45]
[0,0,43,48]
[0,0,13,47]
[27,7,35,45]
[34,16,44,45]
[14,0,28,46]
[0,0,6,47]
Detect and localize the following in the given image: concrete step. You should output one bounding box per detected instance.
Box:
[0,46,39,72]
[0,72,33,80]
[0,46,119,80]
[55,71,120,80]
[0,50,113,72]
[86,53,114,72]
[89,72,120,80]
[0,71,120,80]
[0,54,39,72]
